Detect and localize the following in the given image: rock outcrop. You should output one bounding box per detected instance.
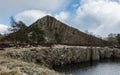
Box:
[0,48,61,75]
[6,46,120,68]
[113,49,120,58]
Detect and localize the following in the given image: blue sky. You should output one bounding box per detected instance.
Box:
[0,0,120,37]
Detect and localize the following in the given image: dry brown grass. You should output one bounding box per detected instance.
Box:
[0,47,62,75]
[0,69,21,75]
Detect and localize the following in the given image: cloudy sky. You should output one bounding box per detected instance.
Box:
[0,0,120,37]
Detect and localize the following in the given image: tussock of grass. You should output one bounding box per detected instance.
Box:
[0,57,61,75]
[0,69,21,75]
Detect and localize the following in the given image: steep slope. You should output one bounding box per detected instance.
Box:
[2,15,109,46]
[25,15,108,46]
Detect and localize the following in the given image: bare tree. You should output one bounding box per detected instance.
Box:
[8,17,19,32]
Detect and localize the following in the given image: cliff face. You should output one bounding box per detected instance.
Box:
[6,46,120,68]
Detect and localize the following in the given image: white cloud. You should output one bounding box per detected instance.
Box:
[0,0,70,12]
[15,10,51,25]
[0,0,72,28]
[15,10,70,26]
[0,24,9,34]
[55,12,70,22]
[74,0,120,37]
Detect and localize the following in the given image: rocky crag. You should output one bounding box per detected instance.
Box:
[6,46,120,68]
[3,15,110,46]
[0,46,119,75]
